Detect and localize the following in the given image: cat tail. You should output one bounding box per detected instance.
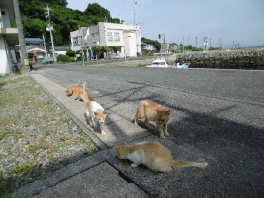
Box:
[82,82,90,103]
[89,91,99,94]
[171,160,208,169]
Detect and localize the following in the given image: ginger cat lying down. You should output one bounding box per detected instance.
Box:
[134,100,170,139]
[65,85,98,101]
[114,140,208,172]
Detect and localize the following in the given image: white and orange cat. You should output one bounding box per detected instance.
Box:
[134,100,170,139]
[114,140,208,172]
[82,82,107,135]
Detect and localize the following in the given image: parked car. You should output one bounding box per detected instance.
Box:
[42,57,55,64]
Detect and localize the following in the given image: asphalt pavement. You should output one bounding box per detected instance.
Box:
[3,64,264,198]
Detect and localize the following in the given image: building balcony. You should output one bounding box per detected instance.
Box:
[0,27,19,48]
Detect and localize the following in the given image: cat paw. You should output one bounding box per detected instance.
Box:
[160,135,165,139]
[131,163,139,168]
[101,130,106,135]
[147,126,153,130]
[165,132,170,136]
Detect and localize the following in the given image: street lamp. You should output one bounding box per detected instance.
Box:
[124,36,131,61]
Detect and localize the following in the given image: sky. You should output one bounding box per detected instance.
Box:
[66,0,264,48]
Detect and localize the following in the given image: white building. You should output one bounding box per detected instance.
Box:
[141,42,157,51]
[160,43,171,53]
[0,0,19,75]
[70,22,141,58]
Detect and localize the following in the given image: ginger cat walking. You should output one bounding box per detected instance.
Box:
[134,100,170,139]
[65,85,98,101]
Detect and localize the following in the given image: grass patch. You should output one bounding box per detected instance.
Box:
[14,161,35,174]
[60,135,69,141]
[0,76,98,196]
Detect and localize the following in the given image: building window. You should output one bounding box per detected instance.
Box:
[92,33,100,43]
[28,53,34,61]
[107,32,113,42]
[114,33,120,42]
[37,53,44,59]
[73,36,82,46]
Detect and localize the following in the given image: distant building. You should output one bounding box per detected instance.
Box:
[0,0,19,75]
[49,46,71,56]
[141,42,157,51]
[25,38,44,48]
[70,22,141,58]
[160,43,171,53]
[25,38,47,63]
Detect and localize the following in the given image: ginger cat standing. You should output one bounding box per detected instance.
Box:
[82,82,107,135]
[114,140,208,172]
[134,100,170,139]
[65,85,98,101]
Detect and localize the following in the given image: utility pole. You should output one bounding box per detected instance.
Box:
[183,35,185,53]
[42,34,47,57]
[44,5,56,62]
[13,0,30,73]
[218,38,222,50]
[209,38,212,49]
[133,1,139,56]
[163,32,166,43]
[79,26,84,66]
[195,36,197,48]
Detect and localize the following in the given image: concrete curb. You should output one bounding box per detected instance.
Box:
[3,150,112,198]
[30,74,108,150]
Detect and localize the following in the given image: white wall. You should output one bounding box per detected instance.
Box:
[55,51,67,56]
[0,7,11,28]
[0,35,11,75]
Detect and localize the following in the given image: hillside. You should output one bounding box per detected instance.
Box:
[17,0,119,46]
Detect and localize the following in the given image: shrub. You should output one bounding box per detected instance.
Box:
[29,63,33,70]
[69,57,75,62]
[76,56,83,61]
[57,54,70,63]
[66,50,76,57]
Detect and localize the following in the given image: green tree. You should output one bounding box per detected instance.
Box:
[22,18,46,38]
[66,50,76,57]
[18,1,125,46]
[142,37,161,52]
[84,3,111,23]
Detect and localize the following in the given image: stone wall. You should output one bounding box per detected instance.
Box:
[175,48,264,70]
[85,57,155,67]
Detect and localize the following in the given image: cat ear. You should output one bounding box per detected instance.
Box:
[166,110,170,115]
[114,146,118,150]
[123,140,128,145]
[94,112,98,116]
[103,110,107,115]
